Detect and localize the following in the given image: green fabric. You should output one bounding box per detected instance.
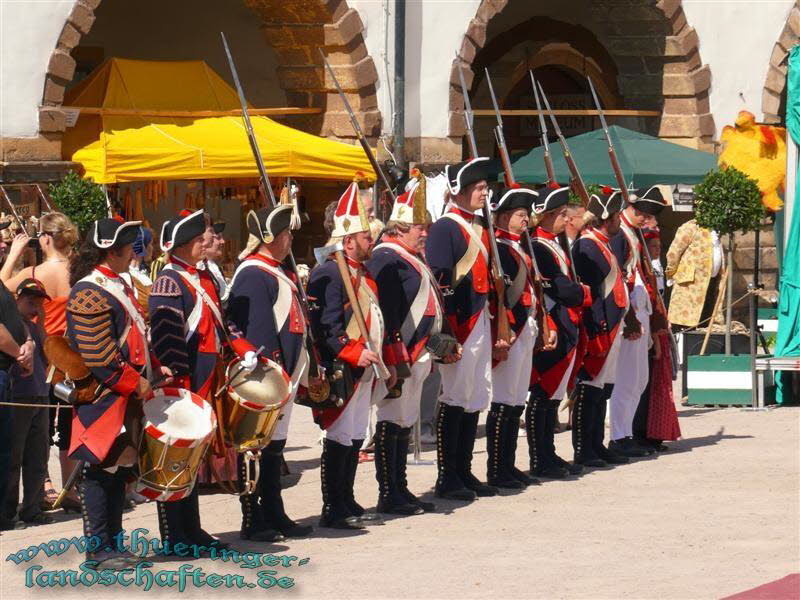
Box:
[775,45,800,404]
[487,125,718,187]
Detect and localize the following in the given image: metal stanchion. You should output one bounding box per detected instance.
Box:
[408,415,434,466]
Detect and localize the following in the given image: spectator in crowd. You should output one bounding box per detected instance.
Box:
[0,212,79,512]
[3,279,53,527]
[0,224,35,531]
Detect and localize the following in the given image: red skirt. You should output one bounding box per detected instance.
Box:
[647,335,681,441]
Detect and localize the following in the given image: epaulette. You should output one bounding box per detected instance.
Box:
[150,274,182,297]
[67,287,111,315]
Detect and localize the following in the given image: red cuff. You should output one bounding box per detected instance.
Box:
[109,364,140,397]
[230,337,256,358]
[338,339,366,367]
[383,341,410,366]
[580,284,592,308]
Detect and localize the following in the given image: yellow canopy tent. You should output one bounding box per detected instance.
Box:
[62,58,376,183]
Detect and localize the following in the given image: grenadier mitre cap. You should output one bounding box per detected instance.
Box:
[390,168,428,225]
[331,174,370,238]
[445,157,490,195]
[89,215,142,250]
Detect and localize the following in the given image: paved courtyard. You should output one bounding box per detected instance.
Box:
[1,403,798,599]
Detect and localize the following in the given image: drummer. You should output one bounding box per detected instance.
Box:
[66,216,171,570]
[149,208,258,554]
[227,204,313,541]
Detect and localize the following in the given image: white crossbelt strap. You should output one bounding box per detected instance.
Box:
[163,261,225,342]
[230,259,300,333]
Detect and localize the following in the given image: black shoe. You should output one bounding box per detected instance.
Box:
[597,445,630,464]
[436,487,477,501]
[274,516,313,538]
[554,455,584,476]
[404,494,436,512]
[462,472,499,497]
[509,466,539,486]
[86,551,140,571]
[320,515,365,530]
[653,443,669,452]
[533,464,569,479]
[631,438,657,455]
[609,438,649,458]
[577,457,609,468]
[240,527,285,542]
[21,512,55,526]
[376,498,424,515]
[0,516,26,530]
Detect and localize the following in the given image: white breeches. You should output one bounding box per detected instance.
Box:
[374,354,433,428]
[609,298,651,440]
[325,372,375,446]
[439,308,493,413]
[492,316,537,407]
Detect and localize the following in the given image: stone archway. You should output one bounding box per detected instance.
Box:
[449,0,715,153]
[762,0,800,123]
[39,0,382,144]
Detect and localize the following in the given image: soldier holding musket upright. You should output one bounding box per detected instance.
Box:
[425,157,508,501]
[571,190,630,468]
[307,181,396,530]
[367,173,461,515]
[528,187,591,479]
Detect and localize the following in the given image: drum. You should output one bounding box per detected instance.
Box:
[136,387,216,502]
[220,357,290,453]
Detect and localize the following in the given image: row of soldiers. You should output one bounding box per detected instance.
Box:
[64,155,668,570]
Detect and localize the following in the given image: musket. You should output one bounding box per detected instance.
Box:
[530,71,580,281]
[586,75,673,337]
[485,68,550,346]
[221,32,329,397]
[536,82,591,210]
[529,71,557,186]
[35,185,56,213]
[319,49,396,202]
[455,60,511,346]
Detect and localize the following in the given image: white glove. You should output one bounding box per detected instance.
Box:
[241,351,259,373]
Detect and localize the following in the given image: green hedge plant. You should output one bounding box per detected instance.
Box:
[49,172,108,236]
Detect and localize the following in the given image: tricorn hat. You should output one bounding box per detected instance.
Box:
[246,205,296,244]
[629,186,667,215]
[164,209,207,251]
[445,157,490,195]
[331,176,370,238]
[492,187,538,214]
[88,215,142,250]
[532,186,570,215]
[587,187,626,220]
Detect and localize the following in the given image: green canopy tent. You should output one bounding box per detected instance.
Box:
[487,125,717,187]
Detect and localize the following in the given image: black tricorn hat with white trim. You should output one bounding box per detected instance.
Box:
[587,187,626,220]
[532,186,570,215]
[165,208,207,250]
[629,186,667,215]
[211,220,226,235]
[492,187,538,214]
[89,216,142,250]
[159,220,173,252]
[246,205,296,244]
[445,157,490,195]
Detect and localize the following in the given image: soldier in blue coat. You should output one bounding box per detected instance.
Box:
[227,204,314,540]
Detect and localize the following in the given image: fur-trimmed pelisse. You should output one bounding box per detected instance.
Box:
[246,204,296,244]
[89,216,142,250]
[445,157,491,195]
[629,186,667,215]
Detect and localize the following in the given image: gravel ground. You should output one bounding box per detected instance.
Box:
[1,400,798,599]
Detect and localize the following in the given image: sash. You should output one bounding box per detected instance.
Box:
[373,242,443,342]
[582,230,628,309]
[440,211,489,289]
[162,261,225,342]
[496,238,531,308]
